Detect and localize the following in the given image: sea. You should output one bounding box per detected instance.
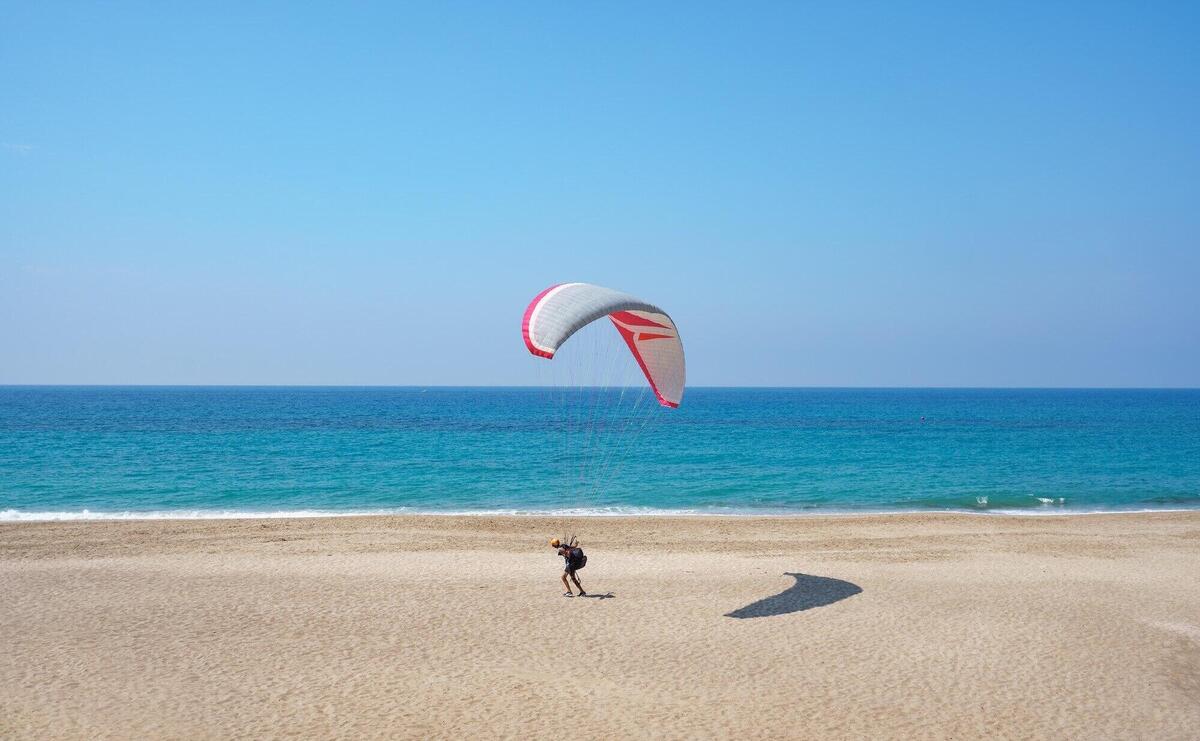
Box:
[1,386,1198,520]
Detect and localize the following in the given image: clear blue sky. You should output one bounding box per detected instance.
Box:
[3,2,1197,386]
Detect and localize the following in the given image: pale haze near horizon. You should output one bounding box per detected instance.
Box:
[2,3,1198,388]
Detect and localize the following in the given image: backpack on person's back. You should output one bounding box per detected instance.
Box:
[568,546,586,570]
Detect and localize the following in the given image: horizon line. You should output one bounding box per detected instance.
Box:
[2,384,1198,391]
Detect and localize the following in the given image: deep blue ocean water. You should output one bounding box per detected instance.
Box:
[2,386,1198,519]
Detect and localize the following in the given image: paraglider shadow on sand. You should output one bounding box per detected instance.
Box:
[725,573,862,619]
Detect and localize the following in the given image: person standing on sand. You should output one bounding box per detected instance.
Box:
[550,538,587,596]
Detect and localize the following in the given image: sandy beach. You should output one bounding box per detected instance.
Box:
[2,512,1198,739]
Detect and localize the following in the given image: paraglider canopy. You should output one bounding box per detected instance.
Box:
[522,282,685,408]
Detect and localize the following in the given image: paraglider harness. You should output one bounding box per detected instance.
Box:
[561,536,586,574]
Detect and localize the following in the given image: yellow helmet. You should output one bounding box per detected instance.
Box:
[549,538,561,548]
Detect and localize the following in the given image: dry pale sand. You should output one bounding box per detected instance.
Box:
[2,512,1199,740]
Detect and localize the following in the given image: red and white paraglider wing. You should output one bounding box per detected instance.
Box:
[522,283,685,408]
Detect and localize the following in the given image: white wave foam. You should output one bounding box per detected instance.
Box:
[2,505,1196,522]
[0,508,416,522]
[0,506,722,522]
[984,507,1193,517]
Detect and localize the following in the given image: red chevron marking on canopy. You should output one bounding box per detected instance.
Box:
[609,310,670,329]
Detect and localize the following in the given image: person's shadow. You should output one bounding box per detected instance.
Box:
[725,572,862,619]
[580,592,615,600]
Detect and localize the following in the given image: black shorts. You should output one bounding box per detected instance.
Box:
[564,564,577,575]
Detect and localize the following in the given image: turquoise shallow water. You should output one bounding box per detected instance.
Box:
[1,386,1198,519]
